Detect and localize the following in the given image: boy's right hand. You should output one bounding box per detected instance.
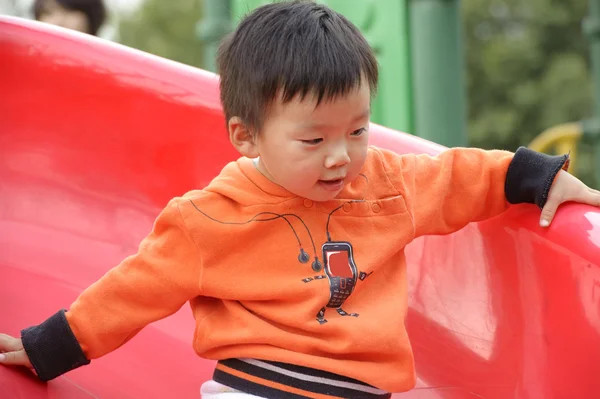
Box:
[0,333,32,369]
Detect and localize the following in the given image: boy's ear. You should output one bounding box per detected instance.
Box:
[228,116,259,158]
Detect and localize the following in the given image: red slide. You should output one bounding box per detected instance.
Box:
[1,17,599,399]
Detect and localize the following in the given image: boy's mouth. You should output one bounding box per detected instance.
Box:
[318,178,345,191]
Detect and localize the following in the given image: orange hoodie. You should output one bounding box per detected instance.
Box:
[21,145,569,398]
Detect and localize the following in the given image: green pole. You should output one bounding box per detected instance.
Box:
[196,0,232,72]
[409,0,466,147]
[321,0,413,134]
[583,0,600,186]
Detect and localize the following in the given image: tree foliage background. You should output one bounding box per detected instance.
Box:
[117,0,205,69]
[463,0,595,185]
[113,0,596,186]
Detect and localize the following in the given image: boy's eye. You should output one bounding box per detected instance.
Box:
[301,138,323,145]
[351,128,366,136]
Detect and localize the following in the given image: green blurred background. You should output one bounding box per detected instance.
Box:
[2,0,597,187]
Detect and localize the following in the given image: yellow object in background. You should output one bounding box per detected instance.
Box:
[529,122,583,174]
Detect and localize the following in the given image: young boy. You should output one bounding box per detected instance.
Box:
[32,0,106,36]
[1,1,599,398]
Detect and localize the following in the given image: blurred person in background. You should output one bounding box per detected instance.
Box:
[32,0,106,36]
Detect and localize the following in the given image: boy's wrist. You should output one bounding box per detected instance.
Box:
[505,146,570,209]
[21,309,90,381]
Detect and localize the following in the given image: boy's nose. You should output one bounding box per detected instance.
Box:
[325,147,351,169]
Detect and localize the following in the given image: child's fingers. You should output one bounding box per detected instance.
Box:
[540,195,562,227]
[585,188,600,206]
[0,334,32,368]
[0,349,32,368]
[0,333,22,352]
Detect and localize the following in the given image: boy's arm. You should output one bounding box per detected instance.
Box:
[19,198,203,381]
[377,146,569,238]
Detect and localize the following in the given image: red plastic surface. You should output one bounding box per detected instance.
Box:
[1,17,600,399]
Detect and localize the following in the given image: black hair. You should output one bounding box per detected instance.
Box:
[217,0,378,134]
[32,0,107,36]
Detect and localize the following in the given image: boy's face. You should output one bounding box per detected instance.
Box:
[253,81,371,202]
[37,0,90,34]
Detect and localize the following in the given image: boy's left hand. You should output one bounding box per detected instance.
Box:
[540,170,600,227]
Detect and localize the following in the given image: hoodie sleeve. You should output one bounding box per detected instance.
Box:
[21,198,203,381]
[376,146,569,238]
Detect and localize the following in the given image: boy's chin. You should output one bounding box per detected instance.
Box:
[298,187,344,203]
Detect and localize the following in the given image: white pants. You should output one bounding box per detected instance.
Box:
[200,380,265,398]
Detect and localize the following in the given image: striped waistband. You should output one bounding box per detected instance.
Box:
[213,358,391,399]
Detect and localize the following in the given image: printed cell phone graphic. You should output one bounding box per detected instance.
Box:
[191,195,373,325]
[324,244,357,308]
[303,241,371,324]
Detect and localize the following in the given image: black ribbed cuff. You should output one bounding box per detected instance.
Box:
[21,309,90,382]
[505,147,570,209]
